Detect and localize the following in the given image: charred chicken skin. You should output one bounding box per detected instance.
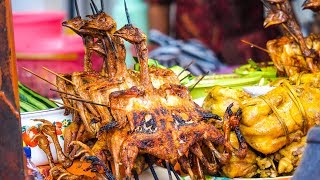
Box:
[106,23,248,179]
[33,1,250,179]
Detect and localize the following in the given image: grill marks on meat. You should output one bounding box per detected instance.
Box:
[108,80,236,177]
[52,9,249,179]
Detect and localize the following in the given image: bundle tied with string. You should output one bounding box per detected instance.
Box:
[240,80,318,155]
[204,82,319,155]
[203,82,320,177]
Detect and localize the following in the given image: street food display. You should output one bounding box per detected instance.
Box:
[15,0,320,180]
[23,0,248,179]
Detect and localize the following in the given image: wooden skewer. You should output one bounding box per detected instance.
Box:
[90,0,99,13]
[74,0,80,17]
[165,161,173,180]
[50,88,81,98]
[100,0,104,13]
[241,39,305,58]
[178,60,195,77]
[50,99,80,112]
[22,67,57,87]
[42,67,75,85]
[179,73,191,82]
[90,3,96,15]
[281,24,300,44]
[241,40,270,54]
[145,155,159,180]
[241,39,283,59]
[63,96,108,107]
[190,71,209,92]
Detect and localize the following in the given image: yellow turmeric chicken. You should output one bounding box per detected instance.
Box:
[203,81,320,177]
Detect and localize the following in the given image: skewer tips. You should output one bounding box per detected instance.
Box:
[90,0,99,14]
[124,0,131,25]
[90,3,97,15]
[100,0,104,12]
[74,0,80,17]
[42,67,75,85]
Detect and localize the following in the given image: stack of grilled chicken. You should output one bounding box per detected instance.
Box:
[31,0,248,180]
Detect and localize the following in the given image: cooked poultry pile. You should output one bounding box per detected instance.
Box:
[31,0,249,179]
[263,0,320,77]
[203,80,320,177]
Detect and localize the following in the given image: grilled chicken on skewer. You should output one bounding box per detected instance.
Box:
[31,1,250,179]
[262,0,320,76]
[109,11,247,177]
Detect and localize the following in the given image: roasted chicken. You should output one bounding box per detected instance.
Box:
[203,82,320,177]
[263,0,320,77]
[33,0,251,179]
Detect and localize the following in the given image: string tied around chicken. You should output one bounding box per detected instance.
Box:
[259,95,290,145]
[281,80,308,134]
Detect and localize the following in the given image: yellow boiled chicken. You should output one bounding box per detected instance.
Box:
[202,86,251,117]
[240,83,320,154]
[275,136,306,174]
[203,83,320,177]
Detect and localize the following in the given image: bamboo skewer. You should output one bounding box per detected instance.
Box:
[123,0,143,73]
[90,0,99,13]
[42,67,75,85]
[75,0,80,17]
[22,67,101,109]
[241,39,305,59]
[241,40,270,54]
[281,24,299,43]
[179,73,191,82]
[50,99,80,112]
[178,60,195,77]
[22,67,105,109]
[90,3,96,15]
[22,67,57,87]
[50,88,81,98]
[190,71,209,92]
[100,0,104,13]
[63,96,108,107]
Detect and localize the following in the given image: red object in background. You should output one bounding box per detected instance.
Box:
[13,12,103,98]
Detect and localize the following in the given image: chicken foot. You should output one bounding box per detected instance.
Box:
[31,130,55,168]
[223,104,248,158]
[34,119,73,168]
[190,143,219,174]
